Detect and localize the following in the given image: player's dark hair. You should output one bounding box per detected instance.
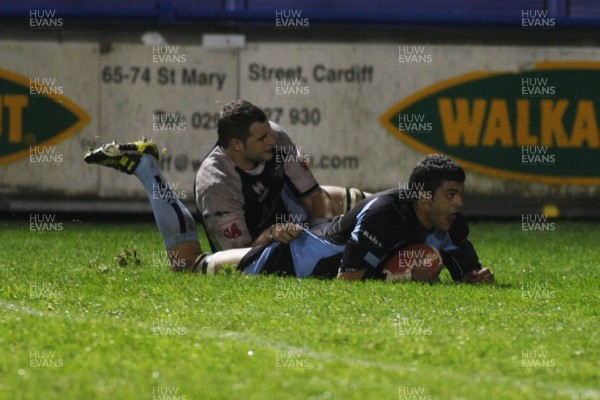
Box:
[408,154,465,199]
[217,100,268,148]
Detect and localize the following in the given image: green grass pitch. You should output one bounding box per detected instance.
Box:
[0,220,598,399]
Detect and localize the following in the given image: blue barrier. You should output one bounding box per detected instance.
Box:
[3,0,600,26]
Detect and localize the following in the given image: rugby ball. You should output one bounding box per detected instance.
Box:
[382,244,443,282]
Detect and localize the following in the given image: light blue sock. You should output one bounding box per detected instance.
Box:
[134,155,198,249]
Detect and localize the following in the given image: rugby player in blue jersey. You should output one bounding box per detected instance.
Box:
[236,154,494,284]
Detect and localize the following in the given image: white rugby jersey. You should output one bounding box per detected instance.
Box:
[195,122,319,251]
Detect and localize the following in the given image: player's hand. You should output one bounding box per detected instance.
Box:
[476,268,495,283]
[270,223,303,243]
[460,268,495,284]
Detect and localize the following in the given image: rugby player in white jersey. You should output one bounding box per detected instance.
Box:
[195,100,368,251]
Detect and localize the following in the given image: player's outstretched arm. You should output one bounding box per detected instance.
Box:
[441,238,495,284]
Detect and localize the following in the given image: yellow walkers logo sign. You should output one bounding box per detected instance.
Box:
[0,68,90,164]
[380,62,599,185]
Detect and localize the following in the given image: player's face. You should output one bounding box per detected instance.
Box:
[241,121,275,166]
[427,180,465,232]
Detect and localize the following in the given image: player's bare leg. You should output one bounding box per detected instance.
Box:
[321,185,372,216]
[168,240,202,272]
[171,240,250,274]
[84,138,249,274]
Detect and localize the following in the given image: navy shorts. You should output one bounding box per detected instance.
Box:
[238,230,345,278]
